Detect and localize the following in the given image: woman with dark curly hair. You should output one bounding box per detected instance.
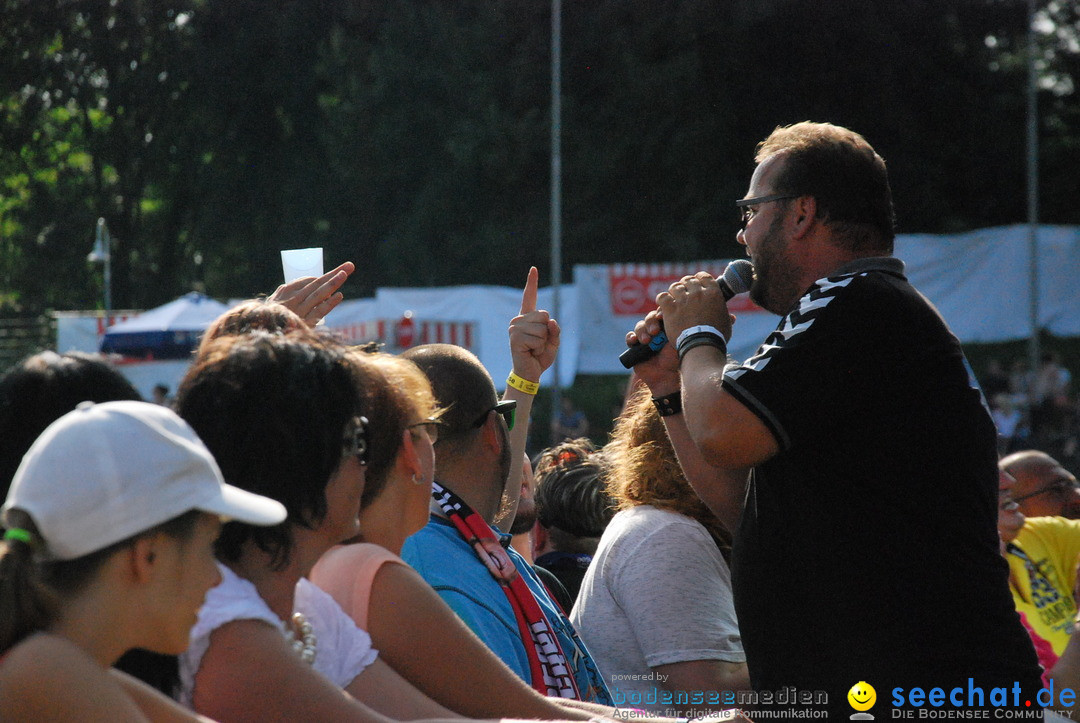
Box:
[175,330,464,722]
[571,386,749,714]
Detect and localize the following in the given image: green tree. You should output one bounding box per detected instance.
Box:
[1,0,1077,322]
[0,0,204,313]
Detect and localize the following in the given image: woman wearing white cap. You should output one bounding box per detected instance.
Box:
[0,400,287,721]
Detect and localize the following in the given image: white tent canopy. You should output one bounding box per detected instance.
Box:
[99,292,230,359]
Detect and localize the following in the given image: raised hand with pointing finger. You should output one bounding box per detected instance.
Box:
[495,266,561,533]
[507,266,560,384]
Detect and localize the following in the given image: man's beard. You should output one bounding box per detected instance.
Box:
[509,498,537,535]
[749,213,799,315]
[490,421,517,527]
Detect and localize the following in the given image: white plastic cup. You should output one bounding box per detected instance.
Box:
[280,248,323,283]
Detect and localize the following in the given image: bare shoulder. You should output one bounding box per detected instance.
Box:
[113,670,213,722]
[0,634,114,692]
[196,616,292,689]
[369,559,455,622]
[0,634,146,721]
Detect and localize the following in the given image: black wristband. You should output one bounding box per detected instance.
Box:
[652,391,682,417]
[676,332,727,362]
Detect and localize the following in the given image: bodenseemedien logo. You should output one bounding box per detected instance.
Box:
[849,681,877,720]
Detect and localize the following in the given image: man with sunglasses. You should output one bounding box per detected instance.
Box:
[1002,450,1080,519]
[998,460,1080,670]
[400,270,613,705]
[627,122,1042,717]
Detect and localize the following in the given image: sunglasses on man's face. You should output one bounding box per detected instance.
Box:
[471,399,517,432]
[1011,479,1080,502]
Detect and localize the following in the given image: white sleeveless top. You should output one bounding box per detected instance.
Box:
[179,563,378,709]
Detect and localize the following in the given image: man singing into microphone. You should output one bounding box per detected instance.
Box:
[628,122,1042,717]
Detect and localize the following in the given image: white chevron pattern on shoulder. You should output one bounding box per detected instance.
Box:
[740,342,781,372]
[775,317,817,340]
[814,275,858,294]
[793,294,837,316]
[727,273,859,376]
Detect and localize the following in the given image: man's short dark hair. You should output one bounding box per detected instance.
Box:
[757,121,895,253]
[401,344,497,440]
[534,443,615,554]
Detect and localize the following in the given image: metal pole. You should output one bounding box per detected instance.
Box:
[92,218,113,330]
[550,0,563,433]
[102,221,112,329]
[1026,0,1041,418]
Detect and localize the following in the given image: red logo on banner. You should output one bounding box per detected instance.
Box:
[609,264,760,315]
[395,312,415,348]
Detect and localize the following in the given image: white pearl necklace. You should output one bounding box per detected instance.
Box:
[289,612,318,665]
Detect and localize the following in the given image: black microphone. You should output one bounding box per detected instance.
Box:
[618,260,754,369]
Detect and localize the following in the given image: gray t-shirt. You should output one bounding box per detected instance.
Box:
[570,505,744,712]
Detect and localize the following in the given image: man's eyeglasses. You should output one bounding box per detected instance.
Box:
[1012,479,1080,503]
[472,399,517,432]
[409,418,442,443]
[735,193,798,230]
[343,415,370,465]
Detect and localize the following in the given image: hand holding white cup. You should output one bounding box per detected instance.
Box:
[280,248,324,283]
[271,249,353,328]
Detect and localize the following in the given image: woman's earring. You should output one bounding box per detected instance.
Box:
[411,473,424,486]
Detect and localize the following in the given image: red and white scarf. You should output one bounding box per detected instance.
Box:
[432,481,580,699]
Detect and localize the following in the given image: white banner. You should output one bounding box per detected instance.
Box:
[574,225,1080,375]
[347,284,580,389]
[573,260,779,373]
[49,225,1080,392]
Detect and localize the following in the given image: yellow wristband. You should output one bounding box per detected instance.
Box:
[506,372,539,395]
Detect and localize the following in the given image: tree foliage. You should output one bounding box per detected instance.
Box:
[0,0,1077,316]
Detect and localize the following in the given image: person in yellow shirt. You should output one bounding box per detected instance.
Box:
[1001,450,1080,519]
[999,462,1080,656]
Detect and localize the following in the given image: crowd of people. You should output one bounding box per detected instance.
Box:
[1,121,1077,722]
[983,352,1077,468]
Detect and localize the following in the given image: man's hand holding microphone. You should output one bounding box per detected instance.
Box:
[621,261,752,398]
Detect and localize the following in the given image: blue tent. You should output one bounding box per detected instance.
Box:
[100,292,230,359]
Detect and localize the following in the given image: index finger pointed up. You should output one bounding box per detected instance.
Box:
[520,266,539,315]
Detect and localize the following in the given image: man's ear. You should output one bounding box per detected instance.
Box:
[790,195,818,239]
[531,520,549,559]
[479,411,502,455]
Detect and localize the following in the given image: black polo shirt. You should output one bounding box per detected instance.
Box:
[722,258,1043,716]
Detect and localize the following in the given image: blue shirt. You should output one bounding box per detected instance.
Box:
[402,514,612,704]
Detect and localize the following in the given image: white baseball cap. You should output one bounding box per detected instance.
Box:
[3,400,287,560]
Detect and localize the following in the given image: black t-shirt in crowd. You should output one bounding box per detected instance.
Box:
[721,257,1043,717]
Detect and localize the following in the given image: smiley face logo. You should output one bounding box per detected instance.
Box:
[848,681,876,712]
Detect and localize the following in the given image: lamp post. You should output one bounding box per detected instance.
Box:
[1026,0,1041,417]
[549,0,563,431]
[87,217,112,329]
